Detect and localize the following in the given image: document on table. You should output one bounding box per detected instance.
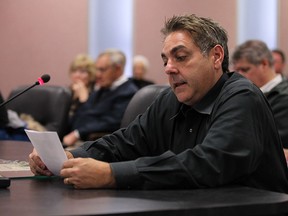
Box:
[25,129,68,175]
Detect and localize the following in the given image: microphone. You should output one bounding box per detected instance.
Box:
[36,74,50,85]
[0,74,51,108]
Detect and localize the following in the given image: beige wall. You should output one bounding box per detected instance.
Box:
[278,0,288,76]
[0,0,88,98]
[0,0,287,98]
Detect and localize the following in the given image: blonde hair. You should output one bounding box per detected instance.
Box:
[69,54,96,83]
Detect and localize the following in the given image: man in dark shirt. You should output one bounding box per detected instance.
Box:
[29,14,288,193]
[232,40,288,162]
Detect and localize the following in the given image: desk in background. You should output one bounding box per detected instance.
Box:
[1,140,288,216]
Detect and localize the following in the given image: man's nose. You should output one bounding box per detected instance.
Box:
[164,60,176,75]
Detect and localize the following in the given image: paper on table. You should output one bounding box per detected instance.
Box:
[25,129,68,175]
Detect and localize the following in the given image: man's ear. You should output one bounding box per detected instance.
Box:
[212,44,224,70]
[261,58,269,68]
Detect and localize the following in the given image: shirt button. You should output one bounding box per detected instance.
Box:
[189,128,193,133]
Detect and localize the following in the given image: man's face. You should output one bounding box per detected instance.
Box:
[233,58,263,87]
[133,63,145,80]
[95,55,118,88]
[161,31,222,106]
[272,52,285,74]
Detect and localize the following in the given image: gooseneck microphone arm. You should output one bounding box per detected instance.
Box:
[0,74,50,109]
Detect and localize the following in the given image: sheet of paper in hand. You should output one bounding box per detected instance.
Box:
[25,129,68,175]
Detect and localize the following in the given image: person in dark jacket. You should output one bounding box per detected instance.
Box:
[129,55,154,89]
[29,14,288,193]
[63,49,138,146]
[0,92,9,136]
[232,40,288,162]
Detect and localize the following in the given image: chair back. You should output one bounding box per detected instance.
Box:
[6,85,71,140]
[121,84,169,128]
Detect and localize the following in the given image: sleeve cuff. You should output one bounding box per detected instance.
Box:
[69,146,89,158]
[110,161,142,189]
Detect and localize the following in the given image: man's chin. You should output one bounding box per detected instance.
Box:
[175,93,187,103]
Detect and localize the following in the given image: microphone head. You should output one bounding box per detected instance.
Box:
[41,74,50,83]
[36,74,51,85]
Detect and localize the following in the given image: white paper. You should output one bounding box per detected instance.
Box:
[25,129,68,175]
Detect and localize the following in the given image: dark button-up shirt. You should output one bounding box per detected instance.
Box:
[71,72,288,193]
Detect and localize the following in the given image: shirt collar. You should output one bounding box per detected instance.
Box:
[192,73,229,115]
[260,74,283,93]
[169,73,229,121]
[95,74,128,91]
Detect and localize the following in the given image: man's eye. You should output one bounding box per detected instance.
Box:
[176,56,186,61]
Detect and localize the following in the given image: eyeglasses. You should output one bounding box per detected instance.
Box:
[96,65,112,73]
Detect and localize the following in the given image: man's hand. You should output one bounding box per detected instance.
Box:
[60,158,116,189]
[29,148,74,176]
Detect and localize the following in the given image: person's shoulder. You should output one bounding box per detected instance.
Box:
[117,79,139,94]
[224,72,257,92]
[273,80,288,94]
[267,80,288,103]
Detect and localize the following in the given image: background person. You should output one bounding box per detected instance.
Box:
[63,49,138,147]
[232,40,288,162]
[67,54,97,121]
[129,55,154,89]
[0,91,44,140]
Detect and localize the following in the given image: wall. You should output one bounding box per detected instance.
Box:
[0,0,287,98]
[0,0,88,98]
[278,0,288,76]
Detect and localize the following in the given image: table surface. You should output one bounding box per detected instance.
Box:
[1,140,288,216]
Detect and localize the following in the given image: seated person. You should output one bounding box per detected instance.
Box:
[129,55,154,89]
[0,91,44,141]
[0,91,10,139]
[30,14,288,193]
[67,54,97,122]
[63,49,138,146]
[232,40,288,162]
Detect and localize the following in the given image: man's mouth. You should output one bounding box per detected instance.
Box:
[174,81,186,88]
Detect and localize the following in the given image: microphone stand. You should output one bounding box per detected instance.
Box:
[0,75,50,188]
[0,82,39,109]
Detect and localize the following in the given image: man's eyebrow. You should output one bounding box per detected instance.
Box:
[171,45,186,54]
[161,45,187,59]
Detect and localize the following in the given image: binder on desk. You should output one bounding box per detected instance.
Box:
[0,159,34,181]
